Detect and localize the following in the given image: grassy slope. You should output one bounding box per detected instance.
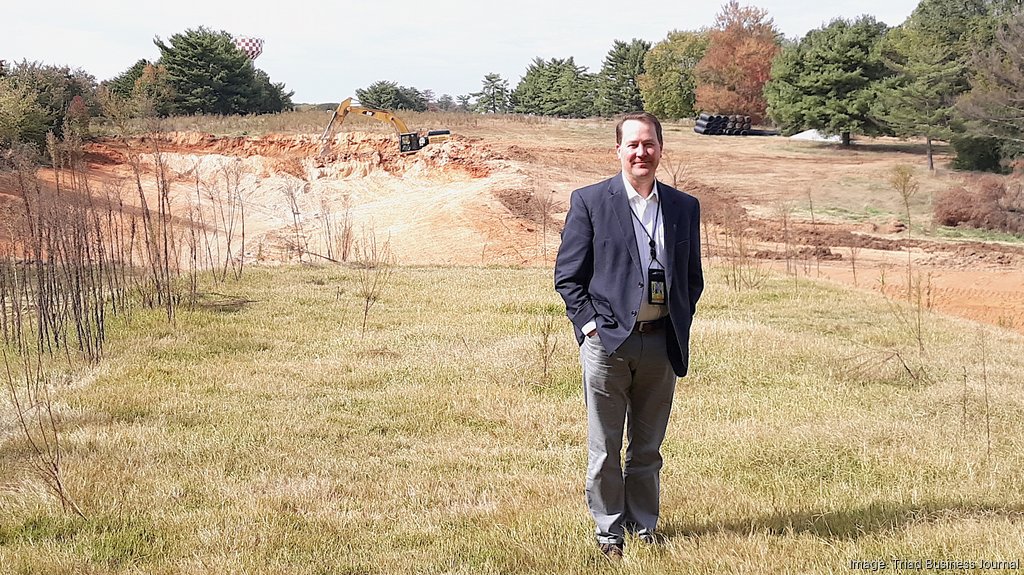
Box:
[2,262,1023,574]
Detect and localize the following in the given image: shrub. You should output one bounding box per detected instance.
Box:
[934,174,1024,235]
[951,135,1008,173]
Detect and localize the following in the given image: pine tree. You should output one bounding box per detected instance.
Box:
[765,16,890,145]
[356,81,426,111]
[958,8,1024,149]
[154,27,291,115]
[595,39,650,116]
[471,73,511,113]
[513,57,596,117]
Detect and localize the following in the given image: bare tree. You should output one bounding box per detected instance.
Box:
[658,151,688,189]
[339,195,355,263]
[890,164,920,301]
[4,350,86,518]
[355,227,396,336]
[536,314,559,387]
[282,182,307,262]
[848,243,862,287]
[531,190,560,263]
[207,159,250,281]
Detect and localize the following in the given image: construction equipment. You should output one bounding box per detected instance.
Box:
[319,97,451,155]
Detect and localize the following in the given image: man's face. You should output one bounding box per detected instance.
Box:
[616,119,662,185]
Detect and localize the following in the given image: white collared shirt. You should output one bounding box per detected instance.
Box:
[622,174,668,323]
[580,176,668,337]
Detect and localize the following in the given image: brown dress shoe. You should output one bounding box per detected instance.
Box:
[599,542,624,560]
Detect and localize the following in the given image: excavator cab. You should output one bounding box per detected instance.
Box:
[399,130,452,153]
[399,133,420,153]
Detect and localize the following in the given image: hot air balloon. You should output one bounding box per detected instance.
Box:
[233,36,264,60]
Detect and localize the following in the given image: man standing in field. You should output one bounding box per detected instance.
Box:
[554,111,703,559]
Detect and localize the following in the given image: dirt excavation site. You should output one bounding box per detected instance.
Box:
[25,121,1024,335]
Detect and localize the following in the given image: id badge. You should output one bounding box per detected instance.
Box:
[648,268,666,305]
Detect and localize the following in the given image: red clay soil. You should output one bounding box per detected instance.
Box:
[2,129,1022,335]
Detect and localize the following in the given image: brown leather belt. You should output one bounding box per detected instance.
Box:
[633,316,668,333]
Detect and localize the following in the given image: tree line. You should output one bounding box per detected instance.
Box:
[1,27,293,150]
[3,1,1024,170]
[380,0,1024,171]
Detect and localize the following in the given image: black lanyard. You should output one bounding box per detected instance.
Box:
[629,196,662,268]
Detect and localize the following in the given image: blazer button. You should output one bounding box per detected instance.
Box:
[631,310,637,316]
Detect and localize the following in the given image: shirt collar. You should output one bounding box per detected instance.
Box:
[621,173,659,205]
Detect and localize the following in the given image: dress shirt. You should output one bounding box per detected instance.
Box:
[622,174,668,323]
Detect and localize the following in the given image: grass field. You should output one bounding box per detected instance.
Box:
[2,260,1023,574]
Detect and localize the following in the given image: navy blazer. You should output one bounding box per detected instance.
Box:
[554,174,704,376]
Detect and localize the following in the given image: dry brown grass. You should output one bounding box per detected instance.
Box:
[2,263,1024,573]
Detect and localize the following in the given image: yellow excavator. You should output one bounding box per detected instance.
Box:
[319,97,451,155]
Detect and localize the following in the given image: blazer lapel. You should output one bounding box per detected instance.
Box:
[609,175,642,273]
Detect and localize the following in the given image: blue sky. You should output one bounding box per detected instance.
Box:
[5,0,921,104]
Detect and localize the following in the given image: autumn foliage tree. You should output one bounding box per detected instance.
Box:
[639,30,709,120]
[694,1,781,123]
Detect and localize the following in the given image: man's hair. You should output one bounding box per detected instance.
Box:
[615,112,663,146]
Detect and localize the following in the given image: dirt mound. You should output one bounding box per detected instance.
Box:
[926,244,1024,268]
[88,131,498,183]
[684,180,749,226]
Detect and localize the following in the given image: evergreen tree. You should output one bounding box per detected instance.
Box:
[108,59,151,98]
[958,8,1024,151]
[512,57,596,117]
[0,76,47,148]
[154,27,291,115]
[437,94,456,111]
[764,16,890,145]
[875,0,1017,169]
[471,73,511,113]
[420,89,436,108]
[595,39,650,116]
[873,0,999,169]
[252,69,294,113]
[356,81,427,111]
[875,27,964,169]
[155,27,253,115]
[638,30,709,120]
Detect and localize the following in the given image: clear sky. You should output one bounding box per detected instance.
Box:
[6,0,921,104]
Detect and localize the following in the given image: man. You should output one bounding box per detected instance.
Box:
[554,112,703,559]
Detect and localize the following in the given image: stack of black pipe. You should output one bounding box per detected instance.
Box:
[693,113,778,136]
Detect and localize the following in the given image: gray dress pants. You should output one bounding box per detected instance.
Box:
[580,330,677,545]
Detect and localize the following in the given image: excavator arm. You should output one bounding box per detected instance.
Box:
[319,98,449,155]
